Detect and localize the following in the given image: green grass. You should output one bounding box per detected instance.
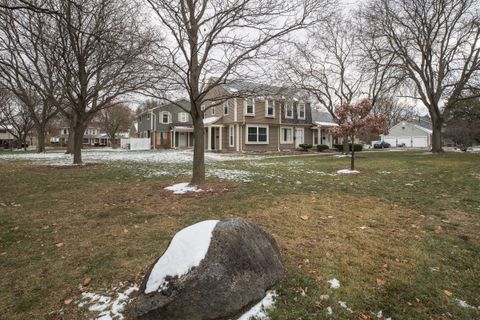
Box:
[0,150,479,319]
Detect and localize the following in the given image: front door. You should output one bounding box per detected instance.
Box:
[178,133,187,147]
[295,128,304,148]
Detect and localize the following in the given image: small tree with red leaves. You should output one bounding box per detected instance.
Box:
[329,99,388,171]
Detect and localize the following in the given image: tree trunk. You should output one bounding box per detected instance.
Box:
[343,138,349,154]
[72,125,85,164]
[36,126,46,153]
[191,115,205,186]
[431,116,444,153]
[66,124,75,154]
[350,135,355,170]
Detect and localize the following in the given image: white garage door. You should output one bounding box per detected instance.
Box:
[412,136,428,148]
[383,136,397,146]
[397,136,412,147]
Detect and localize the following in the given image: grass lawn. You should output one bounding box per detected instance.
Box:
[0,150,479,319]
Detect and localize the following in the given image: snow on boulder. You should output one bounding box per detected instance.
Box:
[131,218,283,320]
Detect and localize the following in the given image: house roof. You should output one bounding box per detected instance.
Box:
[203,116,221,125]
[218,79,310,100]
[137,98,191,117]
[311,109,337,127]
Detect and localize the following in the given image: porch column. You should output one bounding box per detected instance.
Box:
[235,125,240,152]
[318,128,321,146]
[207,126,212,150]
[218,127,223,150]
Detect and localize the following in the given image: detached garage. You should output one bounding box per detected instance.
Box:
[382,121,432,148]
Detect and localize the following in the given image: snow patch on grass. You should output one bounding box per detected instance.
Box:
[237,291,277,320]
[145,220,219,294]
[164,183,203,194]
[328,278,340,289]
[78,283,138,320]
[207,169,254,182]
[337,169,360,175]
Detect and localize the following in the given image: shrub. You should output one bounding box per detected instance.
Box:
[298,144,312,152]
[316,144,329,152]
[333,143,363,152]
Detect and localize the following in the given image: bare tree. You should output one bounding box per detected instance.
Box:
[0,6,61,152]
[99,103,134,147]
[364,0,480,152]
[146,0,333,185]
[282,13,396,120]
[0,93,35,150]
[0,0,56,14]
[48,0,156,163]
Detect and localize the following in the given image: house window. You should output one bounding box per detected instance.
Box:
[246,125,268,144]
[82,138,89,144]
[281,127,293,144]
[160,132,164,143]
[229,126,234,147]
[298,103,306,119]
[178,112,188,123]
[147,113,150,120]
[285,103,293,118]
[314,131,319,145]
[246,97,255,115]
[224,101,229,115]
[266,100,275,117]
[162,112,170,124]
[138,116,142,123]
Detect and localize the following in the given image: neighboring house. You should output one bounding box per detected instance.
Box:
[129,121,139,138]
[311,110,338,148]
[136,99,193,149]
[382,120,432,148]
[53,127,111,147]
[202,80,315,152]
[0,125,15,148]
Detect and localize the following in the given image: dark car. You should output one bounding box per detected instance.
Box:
[374,141,391,149]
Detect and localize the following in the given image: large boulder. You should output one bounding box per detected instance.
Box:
[131,218,283,320]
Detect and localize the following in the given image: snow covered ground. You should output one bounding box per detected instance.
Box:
[0,149,267,165]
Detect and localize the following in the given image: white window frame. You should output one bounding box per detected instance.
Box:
[245,125,269,144]
[280,127,294,144]
[229,125,234,147]
[298,103,306,120]
[285,103,294,119]
[161,111,171,124]
[266,99,275,118]
[245,97,255,116]
[178,112,188,123]
[224,101,229,115]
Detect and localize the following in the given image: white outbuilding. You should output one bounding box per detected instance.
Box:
[381,121,432,148]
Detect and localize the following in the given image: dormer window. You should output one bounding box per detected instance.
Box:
[162,111,171,124]
[298,103,306,119]
[285,103,294,119]
[178,112,189,123]
[266,100,275,117]
[223,101,229,115]
[246,97,255,115]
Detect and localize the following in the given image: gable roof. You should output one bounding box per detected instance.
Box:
[217,79,310,101]
[138,98,191,116]
[311,109,338,127]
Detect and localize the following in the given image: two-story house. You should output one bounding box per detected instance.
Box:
[136,99,193,149]
[202,80,314,152]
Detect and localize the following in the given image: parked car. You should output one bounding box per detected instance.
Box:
[374,141,391,149]
[397,142,406,147]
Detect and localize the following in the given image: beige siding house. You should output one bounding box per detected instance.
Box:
[202,80,316,152]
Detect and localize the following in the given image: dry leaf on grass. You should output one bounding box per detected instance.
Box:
[376,278,386,286]
[443,290,453,297]
[83,277,91,286]
[300,215,309,221]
